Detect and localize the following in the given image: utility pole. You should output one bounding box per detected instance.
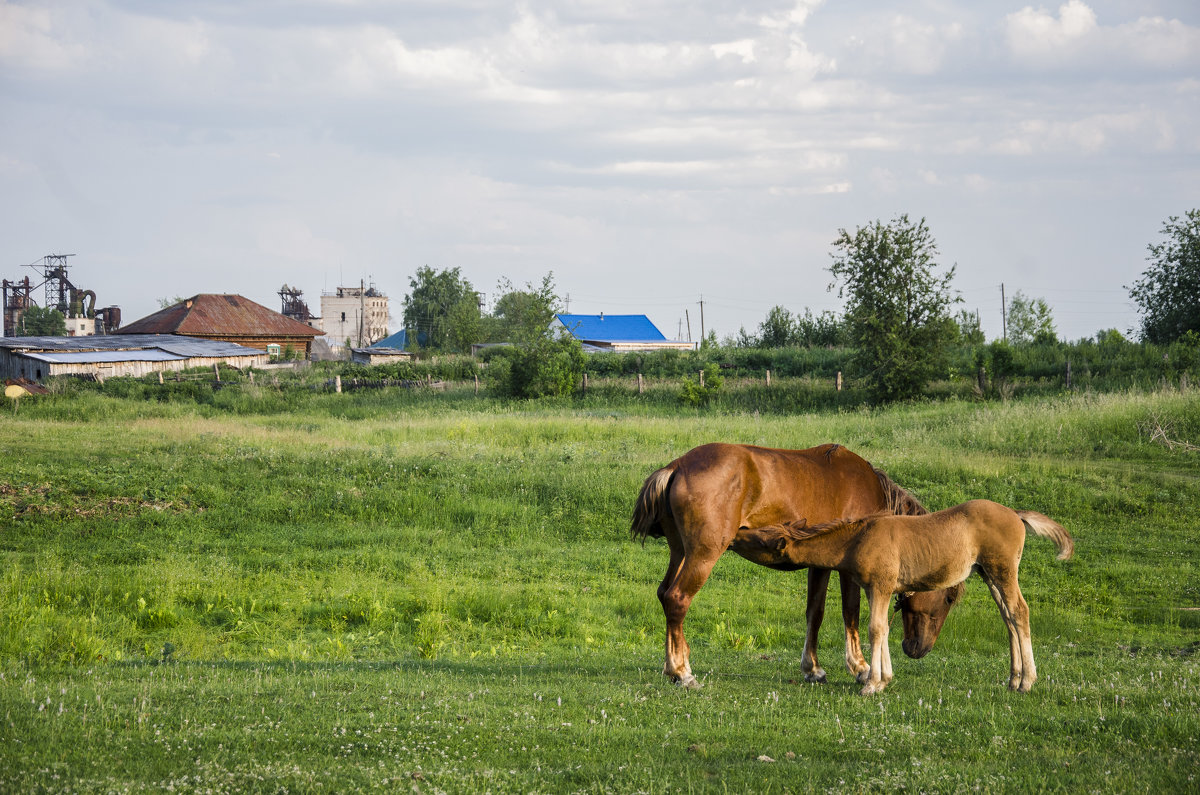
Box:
[685,309,692,342]
[1000,283,1007,342]
[698,295,705,341]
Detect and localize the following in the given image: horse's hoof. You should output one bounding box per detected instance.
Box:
[860,682,884,696]
[678,675,702,690]
[803,670,827,684]
[854,668,871,685]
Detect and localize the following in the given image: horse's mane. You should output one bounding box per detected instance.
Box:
[874,468,929,516]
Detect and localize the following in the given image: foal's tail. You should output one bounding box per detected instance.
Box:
[1016,510,1075,560]
[631,465,675,543]
[874,469,929,516]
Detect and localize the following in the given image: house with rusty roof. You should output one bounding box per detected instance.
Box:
[552,314,696,352]
[116,294,323,357]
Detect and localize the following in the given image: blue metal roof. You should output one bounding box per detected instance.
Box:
[370,329,409,349]
[554,314,668,342]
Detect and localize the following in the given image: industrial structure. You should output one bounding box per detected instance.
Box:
[279,284,320,329]
[117,294,323,357]
[320,281,388,348]
[3,254,121,337]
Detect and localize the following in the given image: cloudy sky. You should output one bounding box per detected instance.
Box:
[1,0,1197,343]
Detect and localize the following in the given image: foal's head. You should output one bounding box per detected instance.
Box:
[895,583,965,659]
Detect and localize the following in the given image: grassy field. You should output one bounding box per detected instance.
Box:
[1,384,1198,792]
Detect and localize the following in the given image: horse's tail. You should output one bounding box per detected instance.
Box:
[631,465,676,543]
[874,468,929,516]
[1016,510,1075,561]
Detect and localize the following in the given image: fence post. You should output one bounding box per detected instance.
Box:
[835,371,842,392]
[1065,359,1072,390]
[158,371,164,385]
[766,369,771,388]
[474,373,479,395]
[699,369,705,388]
[638,373,644,394]
[335,375,342,394]
[213,364,220,382]
[583,372,588,393]
[977,366,988,394]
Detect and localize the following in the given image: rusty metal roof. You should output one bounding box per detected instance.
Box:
[117,294,322,338]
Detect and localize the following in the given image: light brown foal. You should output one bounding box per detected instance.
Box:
[733,499,1073,695]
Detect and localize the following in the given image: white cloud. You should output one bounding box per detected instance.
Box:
[1004,0,1200,70]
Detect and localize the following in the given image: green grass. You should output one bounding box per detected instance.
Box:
[1,385,1198,791]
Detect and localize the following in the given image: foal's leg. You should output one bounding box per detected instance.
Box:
[861,587,893,696]
[979,568,1035,691]
[800,567,831,683]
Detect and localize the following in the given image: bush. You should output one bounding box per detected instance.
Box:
[488,337,585,398]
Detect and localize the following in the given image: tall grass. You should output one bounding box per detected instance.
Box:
[1,385,1197,790]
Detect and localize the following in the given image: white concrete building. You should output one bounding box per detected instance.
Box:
[320,284,388,348]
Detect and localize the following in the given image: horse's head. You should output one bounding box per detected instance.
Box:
[896,583,964,658]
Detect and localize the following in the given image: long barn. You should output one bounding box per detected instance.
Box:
[0,334,269,383]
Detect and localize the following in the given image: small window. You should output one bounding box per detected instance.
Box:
[341,312,346,322]
[267,343,282,358]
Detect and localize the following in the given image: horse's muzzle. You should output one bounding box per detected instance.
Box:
[902,638,931,659]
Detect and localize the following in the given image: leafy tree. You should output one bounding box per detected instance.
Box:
[757,306,797,348]
[491,274,561,344]
[21,305,67,336]
[1006,291,1056,345]
[484,273,583,398]
[794,308,846,348]
[1129,209,1200,343]
[956,309,986,346]
[828,214,960,402]
[403,266,478,352]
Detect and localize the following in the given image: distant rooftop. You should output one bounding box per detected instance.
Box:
[553,314,669,342]
[0,334,266,361]
[117,294,322,338]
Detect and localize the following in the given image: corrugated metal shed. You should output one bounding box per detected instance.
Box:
[0,334,270,382]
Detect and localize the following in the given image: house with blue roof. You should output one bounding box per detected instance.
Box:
[551,314,696,352]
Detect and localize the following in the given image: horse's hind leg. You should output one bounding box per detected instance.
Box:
[658,531,723,689]
[657,531,692,686]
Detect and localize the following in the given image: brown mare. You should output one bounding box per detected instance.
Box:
[630,442,959,689]
[735,499,1074,694]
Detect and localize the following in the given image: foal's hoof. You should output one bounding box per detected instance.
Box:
[860,682,886,696]
[677,674,703,690]
[802,668,827,684]
[854,668,871,685]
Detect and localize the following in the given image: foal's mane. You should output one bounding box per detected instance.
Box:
[777,515,877,541]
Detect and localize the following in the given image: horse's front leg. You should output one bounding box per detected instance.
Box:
[860,587,893,696]
[838,574,870,684]
[800,567,831,683]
